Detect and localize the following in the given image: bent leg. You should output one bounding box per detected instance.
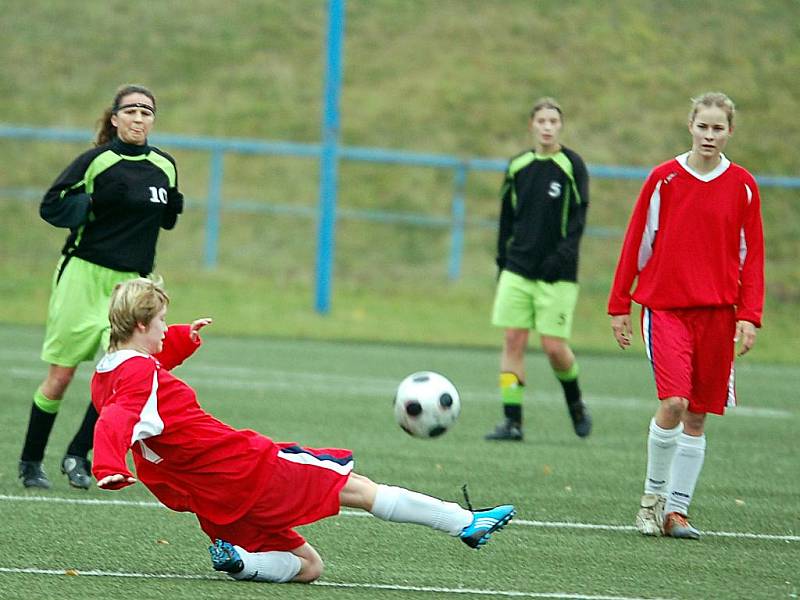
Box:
[290,543,324,582]
[539,335,573,372]
[209,539,308,583]
[541,335,591,437]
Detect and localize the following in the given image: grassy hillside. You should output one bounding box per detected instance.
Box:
[1,0,798,362]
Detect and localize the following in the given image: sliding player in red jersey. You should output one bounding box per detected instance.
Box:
[91,278,514,583]
[608,92,765,539]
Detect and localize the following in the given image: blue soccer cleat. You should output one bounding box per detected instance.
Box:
[459,504,516,549]
[209,539,244,573]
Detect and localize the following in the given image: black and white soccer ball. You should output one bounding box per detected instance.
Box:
[394,371,461,438]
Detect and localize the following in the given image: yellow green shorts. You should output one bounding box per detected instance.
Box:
[491,270,579,339]
[41,256,140,367]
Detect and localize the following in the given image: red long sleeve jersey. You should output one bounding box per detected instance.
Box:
[91,325,279,525]
[608,153,765,326]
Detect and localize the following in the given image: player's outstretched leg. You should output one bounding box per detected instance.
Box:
[459,504,516,549]
[347,475,515,550]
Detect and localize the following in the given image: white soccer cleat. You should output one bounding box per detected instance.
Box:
[635,493,665,536]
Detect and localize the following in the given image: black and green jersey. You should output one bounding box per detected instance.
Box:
[496,146,589,282]
[40,136,183,275]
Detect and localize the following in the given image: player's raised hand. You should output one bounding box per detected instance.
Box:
[97,473,137,490]
[190,317,213,341]
[734,320,757,356]
[611,314,633,349]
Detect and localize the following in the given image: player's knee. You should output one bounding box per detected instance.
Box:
[45,369,75,395]
[295,555,324,583]
[683,411,706,434]
[661,396,688,420]
[341,472,378,510]
[504,329,528,353]
[542,341,568,364]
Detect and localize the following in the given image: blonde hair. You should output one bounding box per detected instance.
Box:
[530,97,563,119]
[689,92,735,127]
[108,277,169,350]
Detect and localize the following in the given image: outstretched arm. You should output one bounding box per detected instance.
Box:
[93,360,157,490]
[155,319,213,370]
[97,473,137,489]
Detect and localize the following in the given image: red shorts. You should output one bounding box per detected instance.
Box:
[197,444,354,552]
[641,306,736,415]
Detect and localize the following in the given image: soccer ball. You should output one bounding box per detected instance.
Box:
[394,371,461,438]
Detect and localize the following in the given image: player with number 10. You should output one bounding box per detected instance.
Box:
[18,84,184,491]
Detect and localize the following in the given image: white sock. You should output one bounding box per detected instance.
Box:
[370,484,473,536]
[229,545,301,583]
[664,433,706,516]
[644,418,683,495]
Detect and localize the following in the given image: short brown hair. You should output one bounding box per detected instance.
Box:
[108,277,169,350]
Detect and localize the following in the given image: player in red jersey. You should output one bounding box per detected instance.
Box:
[608,92,765,540]
[92,278,515,583]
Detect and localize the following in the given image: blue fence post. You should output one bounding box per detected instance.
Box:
[203,149,224,269]
[315,0,346,314]
[447,164,467,280]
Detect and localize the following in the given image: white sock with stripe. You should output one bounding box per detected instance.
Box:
[664,433,706,516]
[644,419,683,495]
[370,484,473,536]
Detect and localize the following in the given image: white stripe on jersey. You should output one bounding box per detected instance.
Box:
[277,449,354,476]
[138,440,163,464]
[130,370,164,445]
[637,182,661,271]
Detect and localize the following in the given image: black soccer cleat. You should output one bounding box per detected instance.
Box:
[209,539,245,573]
[566,399,592,438]
[61,454,92,489]
[484,419,523,441]
[19,460,51,489]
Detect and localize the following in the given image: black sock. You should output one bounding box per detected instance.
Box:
[560,378,582,406]
[20,403,58,462]
[503,404,523,426]
[66,402,98,458]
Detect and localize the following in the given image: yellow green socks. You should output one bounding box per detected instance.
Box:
[21,388,61,462]
[499,372,524,424]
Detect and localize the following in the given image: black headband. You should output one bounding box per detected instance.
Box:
[113,102,156,115]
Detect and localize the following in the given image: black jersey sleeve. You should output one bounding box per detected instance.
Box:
[495,168,514,271]
[39,150,96,228]
[159,151,183,230]
[161,186,184,230]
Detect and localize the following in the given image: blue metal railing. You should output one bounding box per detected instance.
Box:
[2,122,799,279]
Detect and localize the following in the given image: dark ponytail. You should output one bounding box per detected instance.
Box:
[95,84,157,146]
